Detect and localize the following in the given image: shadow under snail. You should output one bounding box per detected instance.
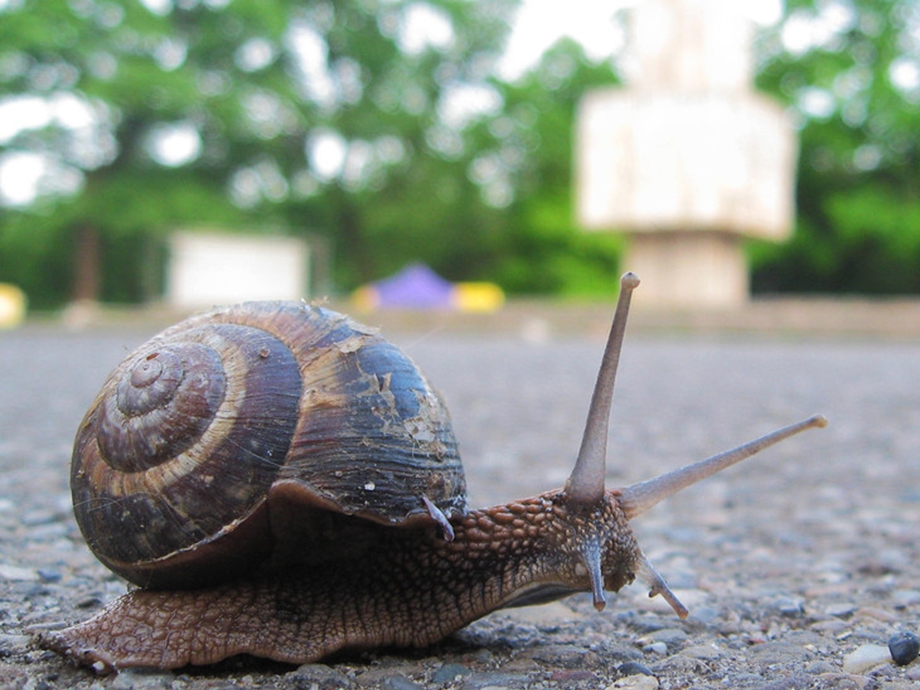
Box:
[39,273,826,673]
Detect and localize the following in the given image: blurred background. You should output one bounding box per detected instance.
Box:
[0,0,918,315]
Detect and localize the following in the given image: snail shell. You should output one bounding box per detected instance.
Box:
[71,302,466,589]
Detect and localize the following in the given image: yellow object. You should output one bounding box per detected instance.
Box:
[452,282,504,313]
[0,284,26,329]
[351,285,380,312]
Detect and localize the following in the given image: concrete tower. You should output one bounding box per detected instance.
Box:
[576,0,796,308]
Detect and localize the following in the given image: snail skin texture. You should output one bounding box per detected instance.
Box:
[39,273,827,673]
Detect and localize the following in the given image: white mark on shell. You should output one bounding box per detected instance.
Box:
[404,418,436,444]
[336,336,365,354]
[364,481,376,491]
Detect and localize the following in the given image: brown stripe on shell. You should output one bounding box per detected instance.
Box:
[280,332,465,523]
[173,302,467,524]
[71,322,302,587]
[96,345,225,472]
[70,301,466,587]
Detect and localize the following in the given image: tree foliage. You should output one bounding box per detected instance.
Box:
[1,0,920,307]
[0,0,519,306]
[751,0,920,294]
[482,39,622,295]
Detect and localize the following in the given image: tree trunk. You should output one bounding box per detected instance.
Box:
[73,224,101,302]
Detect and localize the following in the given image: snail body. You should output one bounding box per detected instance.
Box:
[50,492,637,669]
[41,274,826,672]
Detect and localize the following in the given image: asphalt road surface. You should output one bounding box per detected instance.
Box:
[1,306,918,689]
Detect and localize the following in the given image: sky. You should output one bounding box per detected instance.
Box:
[498,0,784,81]
[497,0,628,80]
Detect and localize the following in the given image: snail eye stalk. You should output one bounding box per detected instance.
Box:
[566,272,640,508]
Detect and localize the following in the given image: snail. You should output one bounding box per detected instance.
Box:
[39,273,826,673]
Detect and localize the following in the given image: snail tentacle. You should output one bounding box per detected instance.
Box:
[566,272,639,508]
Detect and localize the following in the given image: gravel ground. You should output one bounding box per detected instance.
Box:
[1,303,919,689]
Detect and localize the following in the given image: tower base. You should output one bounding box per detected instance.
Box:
[623,232,748,309]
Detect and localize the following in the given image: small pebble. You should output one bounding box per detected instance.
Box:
[20,510,59,526]
[0,634,30,657]
[618,661,654,676]
[36,568,62,583]
[0,564,39,581]
[842,644,891,674]
[608,674,659,689]
[888,631,920,666]
[892,589,920,607]
[809,618,849,635]
[628,614,666,634]
[649,628,687,646]
[459,671,530,689]
[550,669,595,682]
[680,644,721,660]
[688,605,720,625]
[771,596,804,617]
[728,673,768,686]
[432,663,471,684]
[110,668,174,690]
[825,602,857,617]
[528,643,595,668]
[855,606,899,623]
[804,660,837,674]
[381,675,423,690]
[643,642,667,655]
[288,663,353,689]
[75,594,104,608]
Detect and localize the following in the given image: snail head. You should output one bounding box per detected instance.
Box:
[562,273,827,617]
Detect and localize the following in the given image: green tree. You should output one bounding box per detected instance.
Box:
[0,0,516,307]
[6,0,919,307]
[479,38,622,295]
[751,0,920,294]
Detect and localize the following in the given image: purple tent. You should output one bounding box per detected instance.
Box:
[369,263,455,308]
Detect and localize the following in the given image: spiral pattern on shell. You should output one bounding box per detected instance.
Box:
[71,302,466,588]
